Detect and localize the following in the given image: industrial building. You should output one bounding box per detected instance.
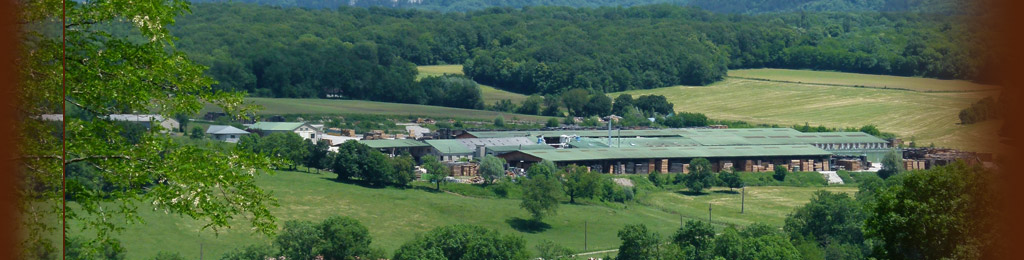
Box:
[498,145,833,174]
[359,139,432,159]
[461,128,891,163]
[356,127,895,173]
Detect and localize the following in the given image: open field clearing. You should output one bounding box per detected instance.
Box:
[644,186,856,227]
[729,68,1001,92]
[99,170,855,259]
[416,64,465,78]
[613,78,1005,153]
[200,97,551,122]
[417,65,529,105]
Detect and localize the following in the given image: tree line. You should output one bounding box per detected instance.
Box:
[173,3,985,99]
[958,96,1005,125]
[190,0,968,14]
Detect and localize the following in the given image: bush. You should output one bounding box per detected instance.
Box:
[773,165,788,181]
[220,244,277,260]
[392,225,529,260]
[275,216,372,260]
[836,171,878,185]
[739,171,827,187]
[151,252,186,260]
[488,178,522,198]
[189,126,205,139]
[546,118,560,127]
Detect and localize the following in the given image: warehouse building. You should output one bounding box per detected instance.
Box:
[424,137,539,162]
[358,139,432,159]
[468,128,890,163]
[498,145,833,174]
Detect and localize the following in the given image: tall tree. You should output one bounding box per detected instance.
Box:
[612,94,634,116]
[479,155,506,185]
[561,88,590,117]
[784,191,867,249]
[516,95,543,115]
[617,224,661,260]
[305,140,330,173]
[865,162,998,260]
[562,164,601,203]
[879,148,904,179]
[319,216,373,260]
[28,0,280,257]
[685,158,717,193]
[263,132,310,170]
[718,169,744,191]
[583,94,613,117]
[520,167,562,221]
[672,220,716,260]
[421,155,450,191]
[388,154,416,187]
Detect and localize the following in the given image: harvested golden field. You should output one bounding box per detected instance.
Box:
[613,77,1004,153]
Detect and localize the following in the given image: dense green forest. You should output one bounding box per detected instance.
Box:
[173,3,983,99]
[190,0,969,14]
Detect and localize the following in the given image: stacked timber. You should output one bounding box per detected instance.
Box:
[718,160,734,172]
[903,159,926,171]
[669,163,684,173]
[636,163,648,174]
[837,160,861,171]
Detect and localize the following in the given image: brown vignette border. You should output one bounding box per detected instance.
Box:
[0,0,21,258]
[987,0,1024,259]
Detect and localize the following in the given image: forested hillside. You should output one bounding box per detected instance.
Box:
[190,0,969,14]
[173,3,984,98]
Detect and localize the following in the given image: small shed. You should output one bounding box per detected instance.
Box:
[206,125,249,143]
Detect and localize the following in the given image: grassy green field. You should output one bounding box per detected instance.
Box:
[612,76,1005,153]
[729,69,1000,92]
[104,170,855,259]
[200,97,551,122]
[417,65,529,105]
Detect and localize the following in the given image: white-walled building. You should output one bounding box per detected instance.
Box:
[247,122,321,143]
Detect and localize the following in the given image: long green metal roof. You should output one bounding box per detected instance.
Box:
[690,132,887,146]
[425,140,474,154]
[465,128,805,139]
[359,139,430,149]
[567,137,702,148]
[486,144,555,153]
[513,145,832,162]
[249,122,306,131]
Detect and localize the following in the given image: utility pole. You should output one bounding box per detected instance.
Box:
[741,186,745,214]
[680,214,683,228]
[584,221,588,251]
[708,203,712,222]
